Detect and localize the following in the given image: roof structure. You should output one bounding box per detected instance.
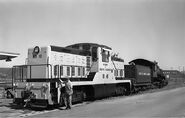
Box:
[50,45,91,56]
[0,51,20,61]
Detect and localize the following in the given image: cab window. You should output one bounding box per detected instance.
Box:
[54,65,59,77]
[60,65,63,77]
[78,67,81,76]
[72,66,75,76]
[102,49,110,62]
[92,47,98,61]
[67,66,71,76]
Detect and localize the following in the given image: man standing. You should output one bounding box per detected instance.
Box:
[64,78,73,109]
[59,82,66,107]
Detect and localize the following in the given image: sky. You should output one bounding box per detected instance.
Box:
[0,0,184,70]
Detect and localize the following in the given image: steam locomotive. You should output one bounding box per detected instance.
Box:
[12,43,167,108]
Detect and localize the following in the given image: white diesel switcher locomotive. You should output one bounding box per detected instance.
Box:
[12,43,131,108]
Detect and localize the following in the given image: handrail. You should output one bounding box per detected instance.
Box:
[85,58,98,77]
[111,60,118,70]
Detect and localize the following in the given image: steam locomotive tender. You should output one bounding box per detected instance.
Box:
[125,58,168,92]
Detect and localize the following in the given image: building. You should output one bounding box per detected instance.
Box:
[163,70,184,79]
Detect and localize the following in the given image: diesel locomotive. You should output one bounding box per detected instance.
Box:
[12,43,131,108]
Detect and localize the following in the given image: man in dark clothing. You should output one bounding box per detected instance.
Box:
[59,86,66,106]
[59,78,73,109]
[64,78,73,109]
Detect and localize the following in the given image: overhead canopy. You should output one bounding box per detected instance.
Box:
[0,51,20,61]
[129,58,157,68]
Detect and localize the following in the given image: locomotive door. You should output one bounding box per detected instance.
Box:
[100,48,111,82]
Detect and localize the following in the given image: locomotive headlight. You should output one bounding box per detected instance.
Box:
[31,83,34,86]
[13,83,18,87]
[26,83,29,87]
